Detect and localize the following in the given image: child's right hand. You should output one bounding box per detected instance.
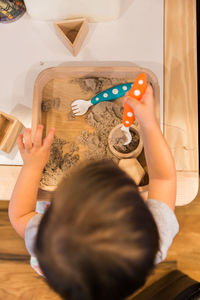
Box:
[123,84,157,128]
[17,125,55,171]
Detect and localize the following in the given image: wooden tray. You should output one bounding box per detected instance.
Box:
[32,66,160,191]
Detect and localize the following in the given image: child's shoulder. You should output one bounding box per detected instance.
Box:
[24,213,43,257]
[146,199,179,264]
[24,201,50,256]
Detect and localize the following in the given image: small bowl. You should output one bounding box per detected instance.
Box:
[138,185,149,193]
[108,124,143,159]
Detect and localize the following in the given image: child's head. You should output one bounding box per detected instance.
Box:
[35,160,159,300]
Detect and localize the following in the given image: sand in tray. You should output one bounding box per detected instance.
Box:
[41,101,149,187]
[41,101,124,186]
[40,75,149,187]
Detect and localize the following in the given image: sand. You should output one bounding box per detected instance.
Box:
[41,99,52,112]
[111,127,139,154]
[40,137,79,186]
[41,101,149,187]
[72,77,128,94]
[77,102,123,163]
[41,98,61,112]
[67,111,76,121]
[41,102,123,185]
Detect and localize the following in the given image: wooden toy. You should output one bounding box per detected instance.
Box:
[108,124,143,159]
[119,158,145,186]
[54,18,89,56]
[0,111,24,153]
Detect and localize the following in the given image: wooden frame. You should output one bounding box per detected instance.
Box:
[164,0,198,204]
[54,18,89,56]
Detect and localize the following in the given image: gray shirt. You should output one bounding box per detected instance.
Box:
[25,199,179,265]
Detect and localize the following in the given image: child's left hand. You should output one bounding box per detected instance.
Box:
[17,124,55,171]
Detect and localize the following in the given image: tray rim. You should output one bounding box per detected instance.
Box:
[32,65,160,135]
[32,65,160,191]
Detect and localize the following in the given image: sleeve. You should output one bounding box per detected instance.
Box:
[24,213,43,257]
[146,199,179,265]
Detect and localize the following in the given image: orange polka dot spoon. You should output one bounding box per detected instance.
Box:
[121,73,147,145]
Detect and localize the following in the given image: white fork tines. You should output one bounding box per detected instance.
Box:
[71,100,93,116]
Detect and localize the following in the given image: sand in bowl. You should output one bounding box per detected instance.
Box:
[111,127,139,154]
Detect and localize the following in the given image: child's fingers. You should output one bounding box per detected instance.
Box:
[142,84,154,103]
[17,133,25,152]
[123,93,130,107]
[24,128,32,151]
[43,128,55,149]
[146,84,153,95]
[33,124,44,148]
[124,96,141,111]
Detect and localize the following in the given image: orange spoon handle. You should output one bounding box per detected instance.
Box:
[123,103,135,127]
[123,73,147,128]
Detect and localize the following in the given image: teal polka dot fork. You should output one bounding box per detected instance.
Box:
[71,83,133,116]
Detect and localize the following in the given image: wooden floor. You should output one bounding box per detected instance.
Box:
[0,184,200,300]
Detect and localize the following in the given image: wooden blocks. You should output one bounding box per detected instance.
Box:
[119,158,145,185]
[54,18,89,56]
[0,111,24,153]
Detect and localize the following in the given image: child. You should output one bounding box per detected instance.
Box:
[9,85,179,300]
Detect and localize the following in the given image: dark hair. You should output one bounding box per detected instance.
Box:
[35,160,159,300]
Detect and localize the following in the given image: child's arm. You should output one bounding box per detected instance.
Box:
[8,125,55,238]
[124,85,176,210]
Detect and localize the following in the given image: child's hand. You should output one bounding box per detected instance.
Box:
[17,125,55,171]
[123,84,157,128]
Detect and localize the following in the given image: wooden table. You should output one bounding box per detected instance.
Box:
[164,0,198,205]
[0,0,198,205]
